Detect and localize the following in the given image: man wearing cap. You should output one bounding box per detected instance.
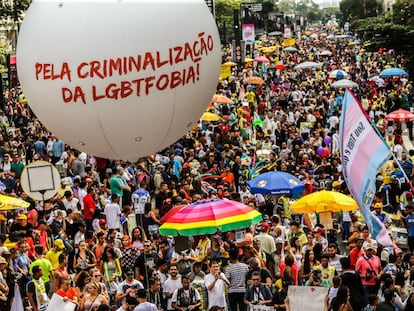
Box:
[372,203,392,228]
[11,213,33,237]
[254,222,276,264]
[313,227,328,254]
[355,242,381,299]
[46,239,65,270]
[115,269,144,304]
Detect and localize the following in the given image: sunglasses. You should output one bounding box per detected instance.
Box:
[93,274,101,277]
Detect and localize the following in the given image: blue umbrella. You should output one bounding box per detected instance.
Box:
[379,68,408,78]
[328,69,348,79]
[247,171,304,196]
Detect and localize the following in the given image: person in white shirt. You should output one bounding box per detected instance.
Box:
[163,264,182,311]
[104,194,122,230]
[204,260,229,310]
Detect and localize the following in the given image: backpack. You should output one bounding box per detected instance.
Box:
[177,287,198,310]
[177,250,192,275]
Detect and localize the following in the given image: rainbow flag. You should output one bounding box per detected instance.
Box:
[339,89,393,246]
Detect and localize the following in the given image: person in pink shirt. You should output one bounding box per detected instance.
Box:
[355,242,381,302]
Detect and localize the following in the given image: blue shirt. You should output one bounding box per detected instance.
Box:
[406,214,414,236]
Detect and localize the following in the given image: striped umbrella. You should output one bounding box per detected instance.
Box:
[159,199,262,236]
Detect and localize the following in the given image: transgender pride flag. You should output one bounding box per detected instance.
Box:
[339,89,393,246]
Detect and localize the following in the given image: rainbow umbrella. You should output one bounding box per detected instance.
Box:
[159,199,262,236]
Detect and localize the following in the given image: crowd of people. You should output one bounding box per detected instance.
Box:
[0,21,413,311]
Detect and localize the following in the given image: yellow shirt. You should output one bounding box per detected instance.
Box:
[45,249,62,269]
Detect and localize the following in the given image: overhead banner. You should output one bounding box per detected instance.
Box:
[287,286,328,311]
[242,24,255,45]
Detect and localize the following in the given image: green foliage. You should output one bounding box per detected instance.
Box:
[340,0,383,22]
[354,11,414,76]
[215,0,242,41]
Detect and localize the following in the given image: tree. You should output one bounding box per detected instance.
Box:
[340,0,383,22]
[215,0,242,42]
[392,0,414,27]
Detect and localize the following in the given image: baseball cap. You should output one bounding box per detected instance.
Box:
[16,214,27,220]
[261,222,270,230]
[364,243,374,250]
[54,239,65,249]
[332,181,341,188]
[99,219,106,225]
[275,238,284,244]
[374,203,383,209]
[376,175,384,181]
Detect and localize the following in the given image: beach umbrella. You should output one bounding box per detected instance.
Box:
[159,199,262,236]
[243,76,265,85]
[320,50,333,56]
[276,63,286,70]
[331,79,358,88]
[222,61,237,67]
[268,31,282,36]
[385,109,414,122]
[294,61,322,70]
[211,94,233,105]
[247,171,304,196]
[328,69,349,79]
[290,190,358,214]
[0,194,30,210]
[379,68,408,78]
[254,56,270,62]
[282,47,298,53]
[200,112,222,122]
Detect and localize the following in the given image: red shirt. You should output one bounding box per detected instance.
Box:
[56,287,77,300]
[349,248,364,270]
[280,261,299,285]
[83,193,96,220]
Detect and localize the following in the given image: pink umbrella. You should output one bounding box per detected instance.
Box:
[254,56,270,62]
[385,109,414,122]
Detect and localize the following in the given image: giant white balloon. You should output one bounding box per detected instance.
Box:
[17,0,221,161]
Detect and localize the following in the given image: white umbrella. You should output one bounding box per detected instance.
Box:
[331,79,359,88]
[294,61,322,70]
[320,50,333,56]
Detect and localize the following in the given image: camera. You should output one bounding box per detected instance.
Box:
[365,269,374,281]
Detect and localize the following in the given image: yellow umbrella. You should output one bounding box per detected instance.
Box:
[222,61,237,67]
[0,194,30,210]
[289,190,358,214]
[244,57,254,62]
[200,112,222,122]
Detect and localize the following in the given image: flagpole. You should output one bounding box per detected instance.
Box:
[347,88,414,193]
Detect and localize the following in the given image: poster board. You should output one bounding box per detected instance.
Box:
[287,285,328,311]
[46,294,77,311]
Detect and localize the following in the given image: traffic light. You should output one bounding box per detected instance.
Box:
[246,44,251,57]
